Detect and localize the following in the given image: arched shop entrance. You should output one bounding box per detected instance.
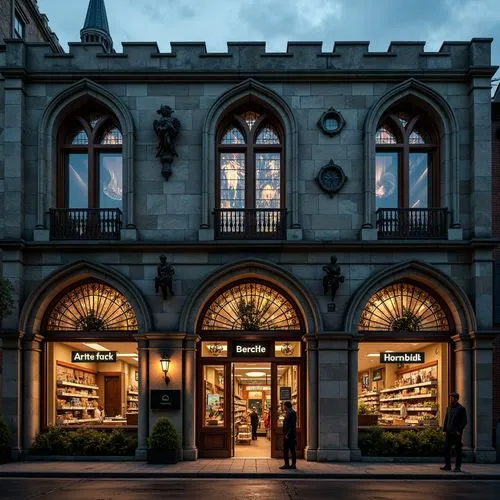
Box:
[43,281,140,431]
[356,281,454,431]
[196,280,306,459]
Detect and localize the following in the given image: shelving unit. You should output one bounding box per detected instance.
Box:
[127,388,139,414]
[377,363,439,427]
[56,362,100,425]
[233,393,248,422]
[359,391,380,413]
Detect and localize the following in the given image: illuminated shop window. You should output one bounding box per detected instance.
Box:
[201,282,301,331]
[358,282,450,332]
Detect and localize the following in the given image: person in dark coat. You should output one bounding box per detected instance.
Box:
[250,407,259,440]
[279,401,297,470]
[440,392,467,472]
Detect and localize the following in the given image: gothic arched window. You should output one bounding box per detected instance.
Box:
[375,109,438,210]
[58,106,123,210]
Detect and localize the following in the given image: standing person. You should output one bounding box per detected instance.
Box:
[279,401,297,470]
[440,392,467,472]
[250,407,259,440]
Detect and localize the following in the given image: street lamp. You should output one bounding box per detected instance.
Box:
[160,354,171,386]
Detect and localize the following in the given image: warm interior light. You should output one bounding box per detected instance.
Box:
[117,353,137,357]
[83,343,109,351]
[246,371,266,377]
[367,353,380,357]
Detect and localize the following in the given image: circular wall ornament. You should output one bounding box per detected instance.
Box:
[315,160,347,197]
[318,108,345,136]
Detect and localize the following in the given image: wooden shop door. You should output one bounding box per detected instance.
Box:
[104,375,121,417]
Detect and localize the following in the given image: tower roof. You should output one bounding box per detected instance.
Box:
[83,0,110,35]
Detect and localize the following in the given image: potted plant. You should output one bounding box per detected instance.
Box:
[147,417,180,464]
[0,418,11,464]
[358,401,378,426]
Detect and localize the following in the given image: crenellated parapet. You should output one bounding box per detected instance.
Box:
[0,38,495,76]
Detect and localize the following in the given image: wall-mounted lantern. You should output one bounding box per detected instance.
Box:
[160,354,171,386]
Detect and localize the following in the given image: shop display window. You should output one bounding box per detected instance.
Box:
[277,364,299,426]
[204,365,225,427]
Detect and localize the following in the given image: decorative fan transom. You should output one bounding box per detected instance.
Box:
[358,282,450,332]
[201,282,300,331]
[46,283,138,331]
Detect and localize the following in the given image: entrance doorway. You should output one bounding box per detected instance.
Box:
[232,362,271,458]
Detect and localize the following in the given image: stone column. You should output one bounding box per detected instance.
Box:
[0,333,22,458]
[182,336,198,460]
[348,336,361,460]
[471,333,497,463]
[22,335,43,453]
[304,336,318,461]
[135,338,149,459]
[453,334,473,455]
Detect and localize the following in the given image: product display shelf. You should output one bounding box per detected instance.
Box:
[127,388,139,414]
[61,418,98,424]
[359,391,380,412]
[379,380,437,394]
[59,392,99,399]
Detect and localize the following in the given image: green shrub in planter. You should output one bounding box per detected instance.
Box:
[147,417,180,464]
[108,429,137,456]
[32,426,72,455]
[0,418,11,463]
[70,428,109,456]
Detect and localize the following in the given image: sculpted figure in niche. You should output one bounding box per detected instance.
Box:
[323,256,345,303]
[155,255,175,300]
[153,105,181,179]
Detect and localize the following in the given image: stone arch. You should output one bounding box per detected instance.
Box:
[37,79,136,228]
[179,258,322,335]
[19,259,152,337]
[363,78,460,228]
[201,79,299,232]
[344,260,475,335]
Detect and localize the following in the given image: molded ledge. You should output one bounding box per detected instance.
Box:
[33,229,50,242]
[360,228,378,241]
[121,228,138,241]
[198,228,215,241]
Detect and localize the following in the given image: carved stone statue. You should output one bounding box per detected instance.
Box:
[155,255,175,300]
[153,105,181,180]
[323,256,345,303]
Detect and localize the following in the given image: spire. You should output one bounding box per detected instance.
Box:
[80,0,113,52]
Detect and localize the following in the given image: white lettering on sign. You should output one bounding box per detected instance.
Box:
[235,345,267,354]
[380,352,425,363]
[72,351,117,363]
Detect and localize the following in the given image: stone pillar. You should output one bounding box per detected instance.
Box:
[22,335,43,453]
[135,338,149,459]
[304,336,318,461]
[317,336,350,461]
[348,337,361,460]
[471,333,497,463]
[0,333,22,458]
[182,336,198,460]
[453,334,473,455]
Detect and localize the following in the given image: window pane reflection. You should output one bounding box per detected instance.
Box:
[68,154,89,208]
[256,153,280,209]
[375,152,398,209]
[409,153,428,208]
[277,365,299,426]
[204,365,225,427]
[220,153,245,209]
[99,153,123,209]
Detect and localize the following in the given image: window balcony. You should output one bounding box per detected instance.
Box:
[49,208,122,241]
[214,208,287,240]
[376,208,448,239]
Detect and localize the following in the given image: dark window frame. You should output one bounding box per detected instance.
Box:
[57,108,123,209]
[215,105,285,210]
[13,12,25,39]
[376,109,439,208]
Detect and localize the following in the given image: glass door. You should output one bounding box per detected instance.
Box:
[271,362,303,459]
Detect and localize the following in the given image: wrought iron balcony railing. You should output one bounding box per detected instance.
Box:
[49,208,122,240]
[376,208,448,239]
[214,208,287,240]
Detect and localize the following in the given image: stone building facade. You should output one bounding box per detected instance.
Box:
[0,2,498,463]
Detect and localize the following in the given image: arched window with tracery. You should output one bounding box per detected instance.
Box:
[215,107,285,239]
[58,106,123,211]
[375,109,438,210]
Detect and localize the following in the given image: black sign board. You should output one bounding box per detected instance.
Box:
[72,351,117,363]
[279,386,292,401]
[151,390,181,410]
[380,352,425,364]
[231,341,272,358]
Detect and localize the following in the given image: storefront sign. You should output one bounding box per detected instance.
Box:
[151,390,181,410]
[71,351,117,363]
[380,352,425,364]
[231,341,271,357]
[279,386,292,401]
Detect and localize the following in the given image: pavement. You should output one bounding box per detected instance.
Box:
[0,459,500,479]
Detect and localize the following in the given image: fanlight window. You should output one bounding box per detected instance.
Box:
[46,283,138,331]
[201,282,300,331]
[358,283,450,332]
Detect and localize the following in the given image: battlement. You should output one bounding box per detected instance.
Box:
[0,38,495,75]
